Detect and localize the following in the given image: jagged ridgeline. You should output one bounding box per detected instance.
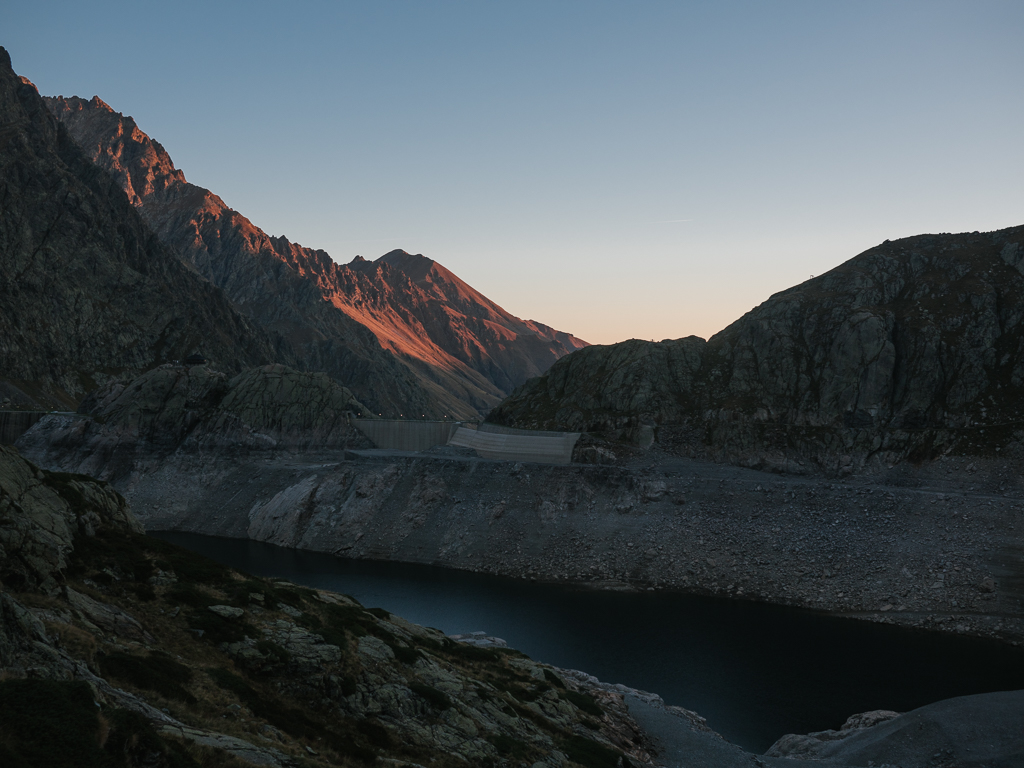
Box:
[491,226,1024,473]
[0,48,280,410]
[40,91,586,420]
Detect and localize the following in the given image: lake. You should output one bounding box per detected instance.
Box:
[152,531,1024,753]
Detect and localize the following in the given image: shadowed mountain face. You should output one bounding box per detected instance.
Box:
[43,95,586,419]
[0,49,279,408]
[491,226,1024,473]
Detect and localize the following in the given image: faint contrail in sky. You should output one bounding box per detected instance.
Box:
[649,218,693,223]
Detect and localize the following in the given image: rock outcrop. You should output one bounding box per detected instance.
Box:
[491,226,1024,474]
[0,444,139,591]
[17,364,375,482]
[43,95,586,419]
[766,693,1024,767]
[0,48,281,410]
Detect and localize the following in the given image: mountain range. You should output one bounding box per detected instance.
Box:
[491,225,1024,471]
[39,91,586,417]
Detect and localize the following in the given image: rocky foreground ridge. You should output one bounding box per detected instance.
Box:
[492,226,1024,474]
[4,445,1024,768]
[43,93,586,419]
[0,47,279,409]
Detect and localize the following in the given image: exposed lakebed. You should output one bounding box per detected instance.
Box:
[153,531,1024,753]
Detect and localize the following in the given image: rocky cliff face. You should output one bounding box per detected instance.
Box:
[492,226,1024,473]
[0,49,281,409]
[43,95,586,419]
[17,364,375,482]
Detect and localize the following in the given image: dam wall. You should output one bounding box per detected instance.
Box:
[0,411,49,445]
[354,419,463,451]
[448,425,580,464]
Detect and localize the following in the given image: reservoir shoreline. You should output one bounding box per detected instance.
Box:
[152,530,1024,753]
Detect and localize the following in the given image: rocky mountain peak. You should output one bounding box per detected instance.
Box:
[378,248,434,270]
[43,90,588,418]
[43,94,186,208]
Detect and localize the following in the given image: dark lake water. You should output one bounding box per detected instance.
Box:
[152,531,1024,753]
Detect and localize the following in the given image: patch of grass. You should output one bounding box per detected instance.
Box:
[69,530,155,584]
[494,647,527,658]
[409,683,452,710]
[488,671,548,703]
[542,669,566,689]
[133,583,156,602]
[474,685,494,703]
[486,733,532,759]
[559,735,623,768]
[255,640,290,664]
[0,679,203,768]
[41,620,97,663]
[292,610,345,649]
[269,585,309,610]
[44,470,99,513]
[98,651,196,704]
[411,634,447,652]
[318,603,372,643]
[207,669,377,765]
[187,611,256,645]
[226,579,310,609]
[161,552,232,587]
[167,584,215,608]
[0,679,109,768]
[444,642,500,663]
[355,719,393,748]
[207,668,316,736]
[504,700,563,735]
[560,689,603,717]
[145,538,233,588]
[102,708,187,767]
[386,642,421,665]
[207,667,254,699]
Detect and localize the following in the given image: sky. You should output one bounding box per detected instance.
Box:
[6,1,1024,345]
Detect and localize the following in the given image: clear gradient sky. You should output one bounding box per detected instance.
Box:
[7,1,1023,345]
